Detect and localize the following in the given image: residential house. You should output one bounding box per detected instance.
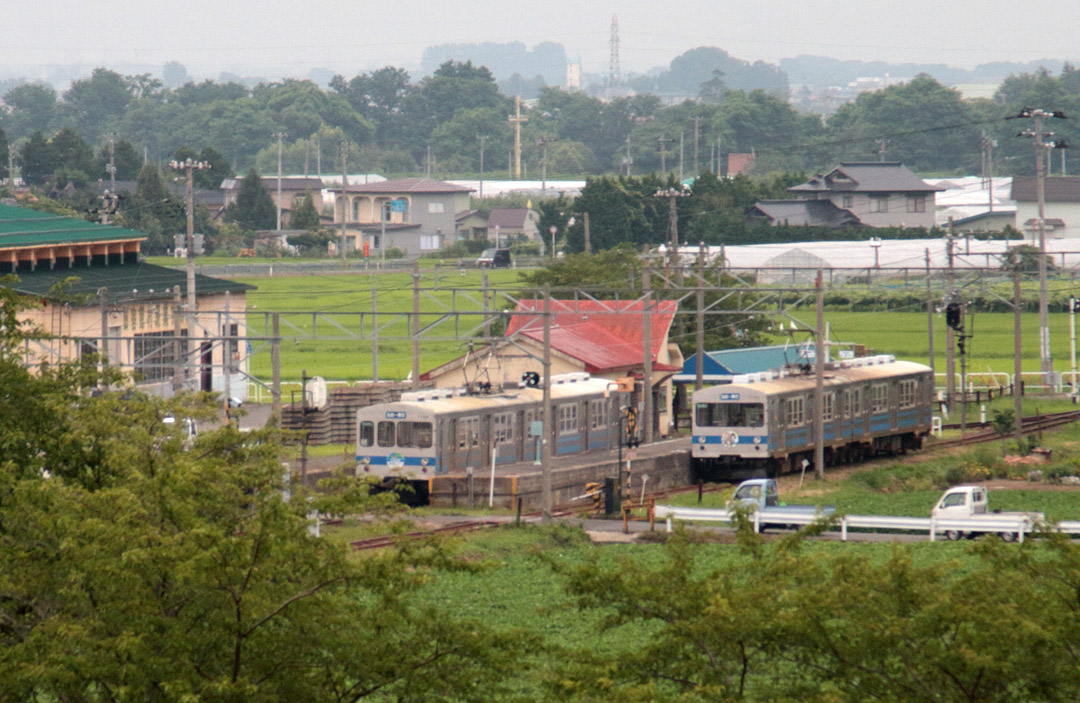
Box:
[221,176,325,227]
[327,178,474,258]
[420,299,684,437]
[1011,176,1080,240]
[762,161,944,229]
[486,208,541,247]
[747,200,864,228]
[0,203,253,399]
[97,179,227,222]
[455,210,489,241]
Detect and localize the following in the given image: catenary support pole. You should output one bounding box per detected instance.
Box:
[814,271,825,480]
[542,284,553,523]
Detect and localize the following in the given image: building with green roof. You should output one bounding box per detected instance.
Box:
[0,202,254,399]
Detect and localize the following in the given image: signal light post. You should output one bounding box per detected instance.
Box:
[946,302,969,436]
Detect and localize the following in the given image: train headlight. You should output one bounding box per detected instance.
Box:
[421,458,429,466]
[753,436,761,445]
[697,435,706,444]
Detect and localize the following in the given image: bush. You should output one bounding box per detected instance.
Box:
[421,239,492,259]
[384,247,405,260]
[945,461,991,485]
[511,241,541,257]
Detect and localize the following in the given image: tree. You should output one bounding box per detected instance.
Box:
[225,169,276,231]
[289,192,321,230]
[50,127,96,184]
[173,145,231,189]
[162,60,190,89]
[19,130,58,186]
[0,291,528,701]
[117,163,184,252]
[330,66,412,146]
[62,68,134,141]
[0,125,8,182]
[95,138,142,181]
[2,82,58,139]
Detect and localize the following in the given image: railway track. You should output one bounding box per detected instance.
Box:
[931,409,1080,450]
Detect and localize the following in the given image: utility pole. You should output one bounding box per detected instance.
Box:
[623,136,632,177]
[657,136,670,174]
[478,135,487,198]
[981,132,996,213]
[169,157,210,392]
[1013,250,1023,446]
[945,232,956,407]
[536,136,552,198]
[1016,107,1068,381]
[273,131,287,231]
[692,116,702,175]
[509,96,527,178]
[642,254,653,445]
[925,248,934,374]
[695,242,705,393]
[411,261,421,389]
[106,132,117,193]
[7,145,15,188]
[875,138,890,162]
[315,135,321,177]
[653,185,690,276]
[679,131,684,182]
[582,211,590,254]
[814,270,825,480]
[541,283,553,523]
[339,142,349,264]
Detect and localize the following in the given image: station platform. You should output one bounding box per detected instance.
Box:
[426,436,693,511]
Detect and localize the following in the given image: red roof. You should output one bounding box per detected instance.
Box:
[506,299,680,374]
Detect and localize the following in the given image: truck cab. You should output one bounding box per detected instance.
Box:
[932,485,988,519]
[730,478,780,510]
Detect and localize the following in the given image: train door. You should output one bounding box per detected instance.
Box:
[523,408,538,462]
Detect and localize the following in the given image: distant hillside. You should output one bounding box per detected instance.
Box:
[628,47,789,98]
[421,42,567,86]
[780,55,1068,88]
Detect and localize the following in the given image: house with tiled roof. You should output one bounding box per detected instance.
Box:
[754,162,944,229]
[327,178,475,258]
[1011,176,1080,239]
[420,299,684,437]
[222,176,325,228]
[0,202,253,399]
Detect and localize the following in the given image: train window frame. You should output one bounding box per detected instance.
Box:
[359,421,374,447]
[493,412,514,444]
[557,403,579,435]
[589,398,607,429]
[377,421,396,447]
[397,421,433,448]
[823,392,834,421]
[872,383,889,413]
[525,409,539,437]
[841,390,851,418]
[785,396,805,427]
[899,379,917,409]
[457,416,480,448]
[851,387,863,416]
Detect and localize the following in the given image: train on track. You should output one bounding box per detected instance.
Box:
[691,355,934,481]
[355,373,627,498]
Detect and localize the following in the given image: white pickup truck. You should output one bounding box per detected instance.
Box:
[932,484,1045,542]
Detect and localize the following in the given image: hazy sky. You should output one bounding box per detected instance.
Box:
[13,0,1080,80]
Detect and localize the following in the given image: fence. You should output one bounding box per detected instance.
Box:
[651,504,1074,543]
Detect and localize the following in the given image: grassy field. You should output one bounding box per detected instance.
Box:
[235,269,525,381]
[219,266,1080,385]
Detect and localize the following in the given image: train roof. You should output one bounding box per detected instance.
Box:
[359,376,617,415]
[701,359,932,396]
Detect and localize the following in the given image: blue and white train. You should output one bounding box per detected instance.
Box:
[691,356,934,481]
[355,373,627,496]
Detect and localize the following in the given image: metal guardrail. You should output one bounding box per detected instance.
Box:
[653,504,1065,543]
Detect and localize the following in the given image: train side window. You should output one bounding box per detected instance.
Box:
[525,410,538,437]
[557,403,579,435]
[377,421,395,447]
[397,422,433,448]
[589,399,607,429]
[823,392,834,421]
[493,413,514,443]
[841,391,851,418]
[851,388,863,415]
[457,416,480,448]
[899,379,917,408]
[359,421,374,447]
[872,383,888,413]
[785,397,805,427]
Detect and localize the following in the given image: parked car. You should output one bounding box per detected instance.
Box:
[476,247,511,268]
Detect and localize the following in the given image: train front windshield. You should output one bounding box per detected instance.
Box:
[696,402,764,428]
